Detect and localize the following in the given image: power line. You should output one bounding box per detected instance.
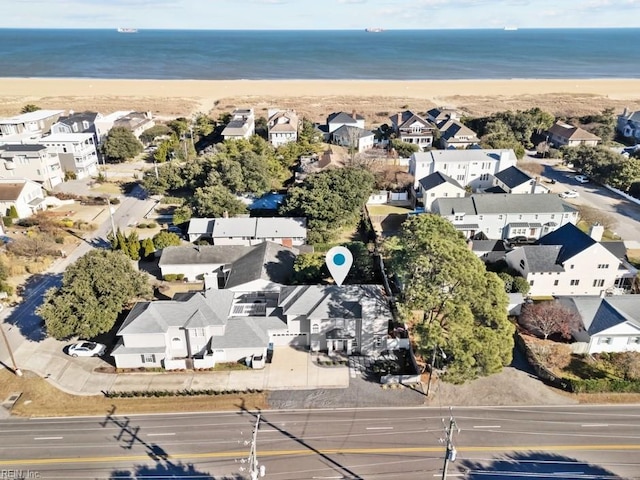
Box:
[440,410,460,480]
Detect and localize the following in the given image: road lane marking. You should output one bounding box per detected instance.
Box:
[473,425,501,429]
[366,427,394,430]
[3,444,640,466]
[147,433,175,437]
[33,437,63,440]
[581,424,609,427]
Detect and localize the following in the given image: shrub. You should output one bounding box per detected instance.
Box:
[7,206,18,219]
[2,217,12,227]
[529,342,572,370]
[137,223,148,229]
[147,222,158,228]
[160,196,185,205]
[163,273,185,282]
[110,197,121,205]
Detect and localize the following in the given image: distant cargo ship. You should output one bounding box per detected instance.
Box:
[503,26,518,31]
[117,28,138,33]
[365,27,384,33]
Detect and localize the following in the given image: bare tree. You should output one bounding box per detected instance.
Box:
[577,205,618,231]
[520,301,581,340]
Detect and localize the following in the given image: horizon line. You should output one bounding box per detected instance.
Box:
[1,26,639,31]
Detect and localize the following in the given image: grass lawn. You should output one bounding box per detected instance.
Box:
[91,182,123,195]
[576,220,619,240]
[366,205,413,216]
[0,370,268,418]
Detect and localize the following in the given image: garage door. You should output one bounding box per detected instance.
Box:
[270,332,309,346]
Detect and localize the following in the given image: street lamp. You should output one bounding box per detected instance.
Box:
[0,306,22,377]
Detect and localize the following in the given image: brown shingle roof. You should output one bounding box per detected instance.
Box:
[0,181,26,201]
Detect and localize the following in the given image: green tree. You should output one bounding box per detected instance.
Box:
[390,139,420,158]
[103,126,143,162]
[191,185,247,218]
[511,276,531,295]
[141,237,155,258]
[345,241,375,284]
[127,231,141,261]
[385,214,515,383]
[193,113,215,139]
[139,124,173,144]
[20,104,41,113]
[291,253,327,284]
[7,205,18,219]
[152,231,182,250]
[562,145,640,191]
[172,205,193,225]
[280,167,375,244]
[497,272,514,292]
[37,250,152,339]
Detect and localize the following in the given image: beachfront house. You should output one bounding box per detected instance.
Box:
[327,111,365,134]
[222,109,255,141]
[546,121,601,148]
[51,111,101,142]
[426,107,462,124]
[267,109,299,147]
[436,118,480,149]
[0,178,46,219]
[0,144,64,189]
[0,110,64,139]
[505,223,625,297]
[409,148,517,191]
[617,108,640,141]
[39,133,99,179]
[432,193,578,240]
[389,110,435,151]
[93,111,132,144]
[114,112,155,139]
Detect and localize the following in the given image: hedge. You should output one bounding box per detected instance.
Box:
[569,378,640,394]
[103,388,263,398]
[163,273,185,281]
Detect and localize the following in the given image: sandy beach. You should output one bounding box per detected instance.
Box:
[2,78,640,122]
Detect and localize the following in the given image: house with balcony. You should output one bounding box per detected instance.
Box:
[558,296,640,355]
[505,223,627,297]
[617,108,640,141]
[389,111,435,151]
[416,171,465,211]
[546,121,601,148]
[432,193,578,240]
[51,111,102,145]
[0,178,46,219]
[0,144,64,189]
[111,281,392,370]
[113,112,155,139]
[222,109,255,140]
[39,133,99,179]
[436,119,480,149]
[409,148,517,191]
[267,109,299,147]
[489,166,549,194]
[0,110,64,139]
[327,111,365,134]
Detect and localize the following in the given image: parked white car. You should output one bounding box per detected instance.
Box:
[67,341,106,357]
[560,190,579,199]
[574,175,589,184]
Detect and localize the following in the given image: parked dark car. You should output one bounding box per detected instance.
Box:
[266,342,274,363]
[507,236,536,246]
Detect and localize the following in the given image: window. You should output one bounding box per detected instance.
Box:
[529,280,534,286]
[193,328,205,337]
[570,279,580,286]
[311,324,319,334]
[141,354,156,363]
[554,280,559,286]
[597,264,609,269]
[479,215,483,220]
[454,215,464,221]
[519,259,525,269]
[374,336,384,348]
[570,264,574,269]
[498,215,503,220]
[598,337,613,345]
[628,337,640,345]
[593,279,605,287]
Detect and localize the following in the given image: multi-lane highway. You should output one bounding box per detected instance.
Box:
[0,405,639,479]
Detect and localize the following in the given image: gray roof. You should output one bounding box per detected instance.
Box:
[412,148,516,165]
[117,289,236,335]
[278,285,389,320]
[0,144,47,152]
[327,111,364,124]
[437,119,479,141]
[434,193,576,216]
[225,242,297,289]
[332,125,374,139]
[418,171,463,191]
[187,217,216,236]
[212,217,256,238]
[494,166,533,189]
[255,217,307,239]
[471,240,508,253]
[601,241,627,261]
[211,315,287,349]
[389,110,431,129]
[158,245,251,267]
[519,245,564,273]
[558,295,640,337]
[536,223,596,264]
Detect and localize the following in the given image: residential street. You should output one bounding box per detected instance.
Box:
[0,405,638,479]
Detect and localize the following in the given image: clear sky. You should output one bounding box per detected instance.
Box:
[3,0,640,30]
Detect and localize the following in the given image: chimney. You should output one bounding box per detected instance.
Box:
[623,107,629,117]
[352,109,357,120]
[223,210,229,218]
[467,238,473,251]
[531,176,539,194]
[589,223,604,242]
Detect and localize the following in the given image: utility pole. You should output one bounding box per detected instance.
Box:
[0,307,22,377]
[106,196,117,244]
[441,412,460,480]
[426,344,438,396]
[248,414,265,480]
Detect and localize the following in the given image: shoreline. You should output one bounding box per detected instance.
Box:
[2,78,640,99]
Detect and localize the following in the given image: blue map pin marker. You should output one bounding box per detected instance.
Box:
[326,246,353,286]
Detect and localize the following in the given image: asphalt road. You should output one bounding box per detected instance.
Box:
[0,405,638,479]
[540,161,640,241]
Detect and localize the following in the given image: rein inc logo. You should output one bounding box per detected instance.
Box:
[325,246,353,286]
[1,471,40,479]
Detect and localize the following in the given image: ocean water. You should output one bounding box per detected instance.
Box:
[0,28,638,80]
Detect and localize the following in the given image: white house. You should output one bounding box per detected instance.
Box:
[267,109,299,147]
[0,144,64,189]
[389,111,435,151]
[546,121,600,148]
[617,108,640,141]
[222,109,255,140]
[326,111,365,134]
[560,296,640,355]
[432,193,578,240]
[490,166,549,194]
[0,110,64,138]
[158,241,297,290]
[51,111,101,145]
[331,125,375,153]
[113,112,155,139]
[0,178,46,219]
[409,149,518,191]
[417,171,466,211]
[93,110,132,144]
[186,217,307,246]
[39,133,99,179]
[436,119,480,149]
[111,283,392,370]
[505,223,623,297]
